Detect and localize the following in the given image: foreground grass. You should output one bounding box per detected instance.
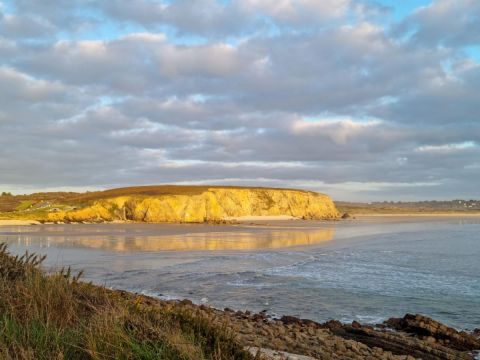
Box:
[0,244,253,360]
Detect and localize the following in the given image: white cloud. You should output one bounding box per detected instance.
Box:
[0,0,479,200]
[415,142,477,154]
[241,0,351,23]
[397,0,480,46]
[292,118,383,145]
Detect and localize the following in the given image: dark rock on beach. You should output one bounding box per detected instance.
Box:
[328,316,476,360]
[115,290,480,359]
[385,314,480,352]
[174,302,479,359]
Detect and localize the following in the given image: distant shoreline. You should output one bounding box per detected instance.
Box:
[354,212,480,217]
[2,213,480,227]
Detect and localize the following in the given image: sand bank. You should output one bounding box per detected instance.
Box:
[224,215,299,221]
[0,220,40,226]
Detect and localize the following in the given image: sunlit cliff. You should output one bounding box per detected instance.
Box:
[47,186,339,223]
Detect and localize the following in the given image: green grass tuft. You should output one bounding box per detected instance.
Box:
[0,243,253,360]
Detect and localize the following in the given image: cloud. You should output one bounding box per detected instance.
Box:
[13,34,257,98]
[240,0,351,23]
[102,0,250,37]
[0,14,55,39]
[396,0,480,47]
[100,0,383,37]
[0,0,479,200]
[8,0,100,33]
[415,141,477,154]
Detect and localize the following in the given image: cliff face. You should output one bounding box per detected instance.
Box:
[48,187,339,223]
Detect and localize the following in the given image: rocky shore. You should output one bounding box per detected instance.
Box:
[1,241,478,359]
[124,292,480,360]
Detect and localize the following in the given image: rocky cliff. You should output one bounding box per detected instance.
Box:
[47,186,339,223]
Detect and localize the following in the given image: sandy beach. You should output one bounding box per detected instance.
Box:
[0,219,41,226]
[224,215,299,221]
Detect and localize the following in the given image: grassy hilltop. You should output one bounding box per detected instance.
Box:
[0,185,339,223]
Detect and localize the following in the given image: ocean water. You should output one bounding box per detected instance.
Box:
[1,217,479,330]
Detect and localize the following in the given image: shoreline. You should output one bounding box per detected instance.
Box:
[354,213,480,217]
[0,219,41,226]
[2,212,480,227]
[93,288,480,359]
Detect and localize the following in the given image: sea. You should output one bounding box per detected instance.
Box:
[1,216,479,330]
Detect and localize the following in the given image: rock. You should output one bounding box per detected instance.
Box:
[246,347,318,360]
[325,315,476,360]
[253,313,267,321]
[147,296,477,360]
[280,315,318,327]
[280,316,302,325]
[426,336,436,344]
[352,321,362,329]
[324,319,343,330]
[385,314,480,351]
[341,212,352,219]
[178,299,193,306]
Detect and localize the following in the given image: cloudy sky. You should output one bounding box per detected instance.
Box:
[1,0,479,200]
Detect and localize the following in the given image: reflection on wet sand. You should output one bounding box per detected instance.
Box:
[1,227,334,252]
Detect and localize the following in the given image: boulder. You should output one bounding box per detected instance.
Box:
[386,314,480,351]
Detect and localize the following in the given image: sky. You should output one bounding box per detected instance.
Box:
[0,0,479,201]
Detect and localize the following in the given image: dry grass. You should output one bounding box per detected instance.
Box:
[69,185,308,202]
[0,243,253,360]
